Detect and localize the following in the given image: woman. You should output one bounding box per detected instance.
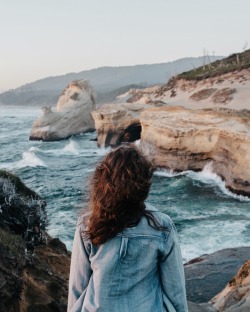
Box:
[68,145,188,312]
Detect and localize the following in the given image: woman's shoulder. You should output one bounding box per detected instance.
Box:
[145,203,174,230]
[76,210,91,240]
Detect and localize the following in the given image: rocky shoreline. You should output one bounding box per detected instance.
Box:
[91,69,250,196]
[0,171,249,311]
[13,58,250,310]
[0,170,70,312]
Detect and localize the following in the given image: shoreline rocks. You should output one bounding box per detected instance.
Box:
[184,247,250,304]
[0,170,70,311]
[29,80,96,141]
[1,170,250,311]
[211,259,250,311]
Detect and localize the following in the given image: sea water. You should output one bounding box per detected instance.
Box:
[1,106,250,262]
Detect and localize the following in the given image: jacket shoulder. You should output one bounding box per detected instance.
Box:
[145,203,173,230]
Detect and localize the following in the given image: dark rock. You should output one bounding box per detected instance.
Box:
[188,301,217,312]
[47,237,68,254]
[0,229,26,312]
[0,171,70,311]
[0,170,47,250]
[184,247,250,303]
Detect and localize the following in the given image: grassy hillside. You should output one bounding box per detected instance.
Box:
[178,49,250,81]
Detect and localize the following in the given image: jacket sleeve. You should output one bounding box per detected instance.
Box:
[160,224,188,312]
[67,223,92,312]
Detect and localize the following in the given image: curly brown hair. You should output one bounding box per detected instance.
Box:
[84,144,156,245]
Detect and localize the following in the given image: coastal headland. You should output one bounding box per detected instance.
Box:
[3,50,249,311]
[92,52,250,196]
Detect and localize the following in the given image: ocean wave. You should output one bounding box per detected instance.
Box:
[180,219,249,262]
[155,163,250,202]
[0,147,47,170]
[154,169,184,178]
[32,140,110,158]
[63,139,80,155]
[15,149,47,168]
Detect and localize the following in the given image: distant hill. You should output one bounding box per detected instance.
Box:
[178,49,250,81]
[0,56,223,106]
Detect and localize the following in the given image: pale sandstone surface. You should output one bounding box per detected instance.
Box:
[124,69,250,111]
[29,80,96,141]
[210,259,250,312]
[92,101,163,147]
[92,103,250,195]
[140,106,250,195]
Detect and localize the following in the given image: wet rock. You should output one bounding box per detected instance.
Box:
[188,301,217,312]
[184,247,250,303]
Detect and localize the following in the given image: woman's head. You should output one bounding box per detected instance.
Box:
[85,144,155,245]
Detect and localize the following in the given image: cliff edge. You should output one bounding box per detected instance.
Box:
[0,170,70,311]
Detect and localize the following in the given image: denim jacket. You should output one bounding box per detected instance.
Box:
[68,204,188,312]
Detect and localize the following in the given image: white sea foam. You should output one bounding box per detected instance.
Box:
[16,148,47,168]
[180,219,249,262]
[187,163,250,202]
[0,147,46,170]
[155,163,250,202]
[29,146,40,153]
[63,139,80,155]
[154,169,184,178]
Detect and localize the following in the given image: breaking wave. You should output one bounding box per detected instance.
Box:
[155,162,250,202]
[16,148,47,168]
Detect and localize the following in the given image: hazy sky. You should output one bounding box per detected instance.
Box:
[0,0,249,90]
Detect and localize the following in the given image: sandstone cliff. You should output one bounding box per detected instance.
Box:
[29,80,96,141]
[140,106,250,196]
[92,103,250,195]
[92,67,250,195]
[92,100,163,147]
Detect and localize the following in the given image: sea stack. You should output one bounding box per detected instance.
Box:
[29,80,96,141]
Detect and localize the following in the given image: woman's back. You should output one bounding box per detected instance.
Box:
[68,207,187,312]
[67,145,188,312]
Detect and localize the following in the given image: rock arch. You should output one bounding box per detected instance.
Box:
[120,123,142,144]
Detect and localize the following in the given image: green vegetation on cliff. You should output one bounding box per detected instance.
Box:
[178,49,250,80]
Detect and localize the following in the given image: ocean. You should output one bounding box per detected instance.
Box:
[1,105,250,262]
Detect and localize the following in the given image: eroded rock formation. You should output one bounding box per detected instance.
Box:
[211,259,250,311]
[92,102,250,195]
[140,106,250,195]
[92,102,163,147]
[29,80,96,141]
